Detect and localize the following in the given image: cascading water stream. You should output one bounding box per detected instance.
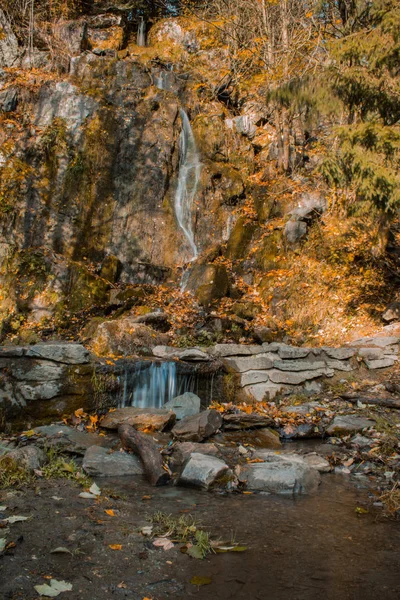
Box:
[137,17,146,46]
[174,109,202,262]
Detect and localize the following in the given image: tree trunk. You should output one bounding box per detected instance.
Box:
[118,424,170,486]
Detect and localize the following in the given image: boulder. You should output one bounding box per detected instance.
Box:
[244,382,283,401]
[100,407,176,432]
[186,264,229,307]
[33,424,117,455]
[302,453,331,473]
[53,20,89,56]
[164,392,201,420]
[7,445,47,472]
[210,344,265,357]
[25,343,90,364]
[224,354,274,373]
[178,453,229,489]
[326,415,375,436]
[90,318,170,356]
[238,455,321,495]
[0,9,19,67]
[171,442,219,465]
[172,410,222,442]
[222,412,274,430]
[268,368,334,385]
[152,346,209,361]
[82,446,143,477]
[382,302,400,322]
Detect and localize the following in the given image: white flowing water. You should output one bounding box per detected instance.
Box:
[137,18,146,46]
[119,361,196,409]
[156,71,166,90]
[174,109,202,261]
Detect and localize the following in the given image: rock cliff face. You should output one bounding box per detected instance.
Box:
[0,9,260,329]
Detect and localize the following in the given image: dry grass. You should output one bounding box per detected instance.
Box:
[379,483,400,519]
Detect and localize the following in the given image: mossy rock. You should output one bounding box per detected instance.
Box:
[210,165,245,205]
[67,264,110,312]
[231,302,259,321]
[255,231,282,271]
[225,217,256,260]
[187,264,229,307]
[100,254,122,283]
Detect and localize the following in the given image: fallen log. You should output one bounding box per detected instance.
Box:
[118,424,170,486]
[340,394,400,410]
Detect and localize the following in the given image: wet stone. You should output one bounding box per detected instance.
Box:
[82,446,144,477]
[326,415,375,436]
[172,410,222,442]
[178,453,229,489]
[164,392,201,420]
[239,456,321,495]
[100,408,176,432]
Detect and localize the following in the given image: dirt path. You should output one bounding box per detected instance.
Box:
[1,475,399,600]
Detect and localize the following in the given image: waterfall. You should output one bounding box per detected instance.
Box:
[156,71,166,90]
[137,17,146,47]
[174,109,202,261]
[119,361,196,409]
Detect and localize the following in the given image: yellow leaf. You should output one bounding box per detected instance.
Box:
[74,408,84,418]
[105,509,116,517]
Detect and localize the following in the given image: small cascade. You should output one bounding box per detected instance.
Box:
[156,71,167,90]
[137,17,146,47]
[174,109,202,262]
[119,361,196,409]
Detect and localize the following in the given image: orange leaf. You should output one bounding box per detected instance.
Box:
[105,509,116,517]
[109,544,122,550]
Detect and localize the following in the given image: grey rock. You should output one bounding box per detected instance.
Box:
[0,9,19,67]
[277,345,311,359]
[34,424,116,455]
[164,392,201,420]
[273,359,326,372]
[211,344,264,357]
[284,219,307,244]
[351,335,399,348]
[152,346,209,361]
[25,343,90,364]
[238,456,321,495]
[254,450,330,473]
[82,446,143,477]
[171,442,219,465]
[325,359,354,372]
[351,434,373,449]
[100,407,176,431]
[224,354,274,373]
[269,368,334,385]
[365,357,395,370]
[18,381,62,401]
[35,82,98,142]
[326,415,375,436]
[0,88,17,112]
[244,382,283,401]
[322,347,356,360]
[7,445,47,472]
[172,410,222,442]
[283,402,323,416]
[240,370,270,387]
[302,453,331,473]
[53,20,88,56]
[358,347,385,361]
[382,302,400,323]
[11,361,65,382]
[279,422,323,440]
[178,453,229,489]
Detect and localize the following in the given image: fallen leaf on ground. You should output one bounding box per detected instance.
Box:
[50,547,73,555]
[79,492,97,499]
[34,579,72,597]
[4,516,29,524]
[355,507,369,515]
[109,544,122,550]
[141,526,153,536]
[117,582,127,589]
[0,538,6,553]
[153,538,174,551]
[186,545,203,559]
[0,506,7,511]
[142,495,152,501]
[105,509,115,517]
[89,483,101,496]
[190,576,212,586]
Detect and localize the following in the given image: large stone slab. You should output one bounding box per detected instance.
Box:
[277,345,311,359]
[272,360,326,372]
[244,382,283,401]
[238,456,320,495]
[178,453,229,489]
[82,446,144,477]
[222,412,274,430]
[253,451,331,473]
[172,410,222,442]
[364,357,395,370]
[11,361,65,382]
[351,335,399,348]
[224,354,275,373]
[33,425,117,455]
[171,442,219,466]
[100,408,176,431]
[164,392,201,420]
[241,370,270,387]
[326,415,375,436]
[322,347,356,360]
[152,346,210,361]
[358,347,385,361]
[25,343,90,364]
[268,368,334,385]
[325,359,354,372]
[211,344,265,357]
